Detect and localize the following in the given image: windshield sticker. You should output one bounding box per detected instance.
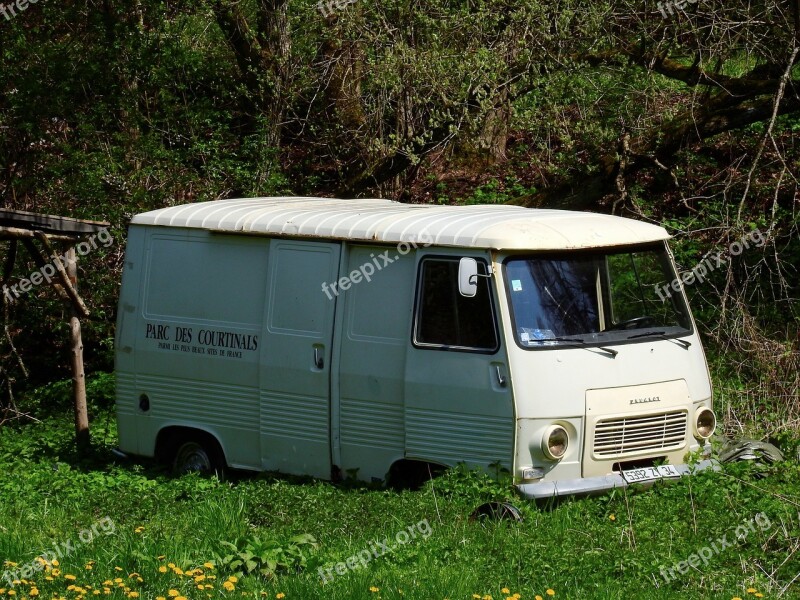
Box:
[519,327,556,345]
[511,279,523,292]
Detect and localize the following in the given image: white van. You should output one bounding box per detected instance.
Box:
[115,197,716,498]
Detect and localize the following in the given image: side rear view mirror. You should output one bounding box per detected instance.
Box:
[458,257,478,297]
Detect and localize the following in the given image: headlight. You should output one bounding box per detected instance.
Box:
[542,424,569,460]
[695,407,716,439]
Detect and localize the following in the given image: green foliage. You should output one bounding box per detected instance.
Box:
[429,462,514,502]
[2,406,800,598]
[217,534,319,579]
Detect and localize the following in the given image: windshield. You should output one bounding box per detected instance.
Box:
[504,243,692,349]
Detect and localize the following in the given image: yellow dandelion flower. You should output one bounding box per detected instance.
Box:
[547,591,556,597]
[473,596,482,599]
[369,587,379,593]
[157,556,166,560]
[195,575,206,583]
[732,597,743,600]
[103,588,111,595]
[536,596,543,600]
[114,567,123,572]
[129,593,140,598]
[45,576,54,581]
[159,567,168,574]
[198,585,205,590]
[502,590,510,595]
[65,575,77,581]
[173,568,184,576]
[755,595,764,598]
[223,581,235,592]
[276,594,285,599]
[514,595,521,599]
[52,569,61,577]
[227,576,238,583]
[176,597,187,600]
[746,590,757,594]
[168,590,180,597]
[506,597,514,600]
[30,588,39,596]
[51,560,59,567]
[203,563,214,570]
[168,564,176,569]
[156,597,166,600]
[7,590,15,596]
[609,514,616,521]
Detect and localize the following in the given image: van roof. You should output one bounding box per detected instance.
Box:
[131,197,670,250]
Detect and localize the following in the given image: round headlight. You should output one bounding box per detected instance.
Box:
[695,407,716,439]
[542,425,569,460]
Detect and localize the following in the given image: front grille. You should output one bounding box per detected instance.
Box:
[593,410,687,458]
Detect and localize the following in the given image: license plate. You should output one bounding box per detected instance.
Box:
[621,464,681,484]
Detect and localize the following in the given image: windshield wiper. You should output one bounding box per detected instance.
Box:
[533,336,618,358]
[627,330,691,349]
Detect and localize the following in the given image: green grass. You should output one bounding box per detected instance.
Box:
[2,386,800,600]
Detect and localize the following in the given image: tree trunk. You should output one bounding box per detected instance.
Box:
[66,247,89,452]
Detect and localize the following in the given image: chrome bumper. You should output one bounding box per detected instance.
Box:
[516,459,719,500]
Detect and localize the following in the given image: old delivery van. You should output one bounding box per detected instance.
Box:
[115,197,717,498]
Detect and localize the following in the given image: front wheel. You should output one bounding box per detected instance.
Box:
[173,439,225,479]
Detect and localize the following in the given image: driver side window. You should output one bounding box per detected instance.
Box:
[414,257,498,351]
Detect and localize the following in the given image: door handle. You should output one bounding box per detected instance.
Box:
[314,346,324,369]
[495,365,507,387]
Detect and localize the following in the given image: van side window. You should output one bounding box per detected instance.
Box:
[414,258,498,351]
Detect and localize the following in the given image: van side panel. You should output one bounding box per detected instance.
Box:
[259,240,340,478]
[116,225,146,455]
[336,245,415,480]
[122,228,267,468]
[403,250,515,471]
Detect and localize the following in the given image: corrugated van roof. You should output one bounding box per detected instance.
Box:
[131,197,670,250]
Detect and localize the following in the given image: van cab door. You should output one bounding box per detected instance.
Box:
[404,255,514,471]
[259,240,340,478]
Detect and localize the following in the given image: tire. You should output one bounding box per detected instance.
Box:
[172,438,226,479]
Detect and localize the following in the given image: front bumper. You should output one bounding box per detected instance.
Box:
[516,459,719,500]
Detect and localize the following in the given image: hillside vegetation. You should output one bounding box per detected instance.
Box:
[0,2,799,598]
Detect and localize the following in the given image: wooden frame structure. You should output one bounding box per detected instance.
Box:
[0,209,110,449]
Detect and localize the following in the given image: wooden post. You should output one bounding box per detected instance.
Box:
[66,246,89,450]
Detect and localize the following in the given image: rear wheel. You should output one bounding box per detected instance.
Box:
[172,438,225,479]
